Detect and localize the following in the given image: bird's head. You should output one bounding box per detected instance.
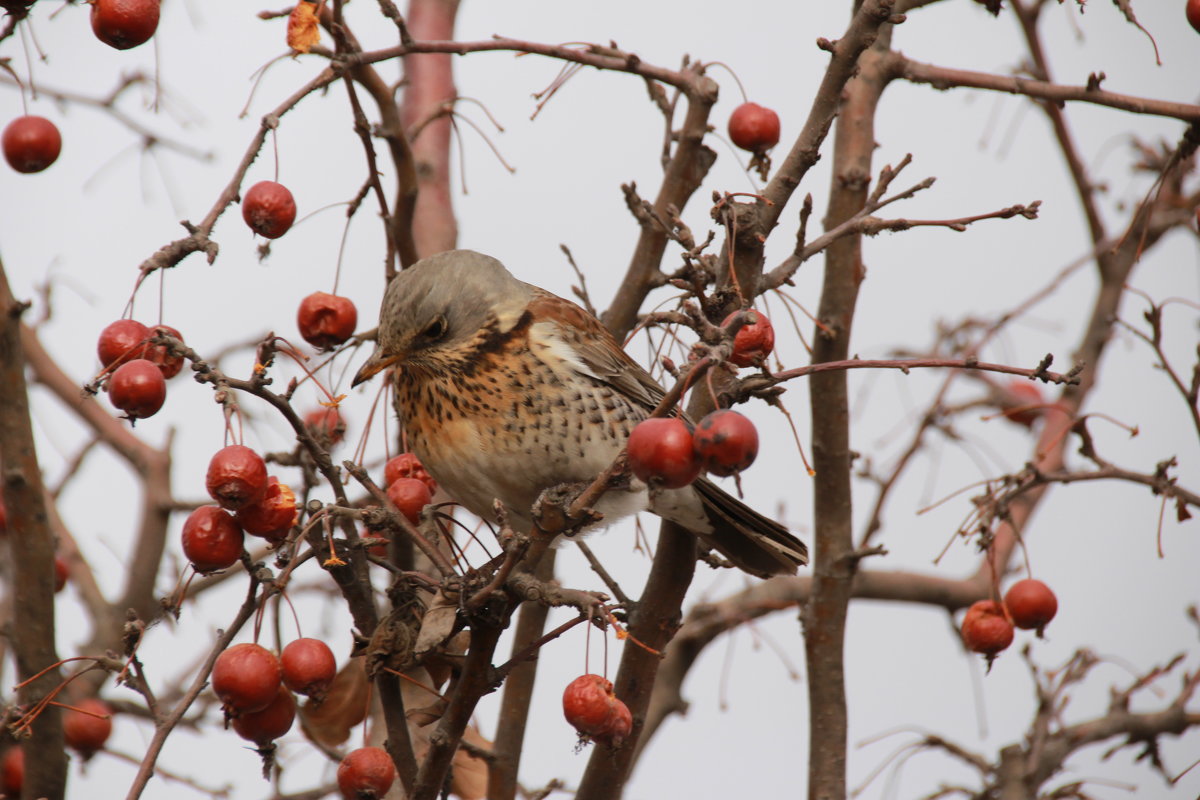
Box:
[352,250,532,386]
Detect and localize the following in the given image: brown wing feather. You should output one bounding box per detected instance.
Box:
[528,287,808,576]
[526,290,665,413]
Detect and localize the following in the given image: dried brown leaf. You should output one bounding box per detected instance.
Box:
[298,657,368,747]
[287,1,320,54]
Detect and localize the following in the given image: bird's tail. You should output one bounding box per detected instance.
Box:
[684,478,808,577]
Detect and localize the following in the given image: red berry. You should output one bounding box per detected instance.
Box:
[337,747,396,800]
[297,292,358,350]
[242,181,297,239]
[0,499,7,534]
[206,445,269,511]
[181,506,244,572]
[2,115,62,173]
[108,358,167,419]
[722,310,775,368]
[212,643,282,714]
[304,407,346,446]
[63,697,113,757]
[280,638,337,700]
[961,600,1014,657]
[562,674,619,736]
[364,527,390,558]
[54,555,69,593]
[1000,379,1044,427]
[693,409,759,477]
[728,102,780,153]
[384,453,437,494]
[1003,578,1058,633]
[386,477,432,525]
[97,319,150,368]
[235,476,297,542]
[231,684,296,745]
[91,0,160,49]
[145,324,185,379]
[626,418,701,489]
[1189,0,1200,34]
[594,697,633,747]
[0,747,22,797]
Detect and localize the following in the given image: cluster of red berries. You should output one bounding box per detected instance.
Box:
[961,578,1059,663]
[368,453,437,555]
[562,674,633,747]
[182,446,298,571]
[212,638,335,746]
[96,319,186,421]
[213,639,394,797]
[627,409,760,489]
[624,309,776,487]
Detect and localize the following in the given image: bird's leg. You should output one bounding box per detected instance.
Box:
[532,481,603,540]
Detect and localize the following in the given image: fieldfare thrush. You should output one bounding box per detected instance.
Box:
[353,249,808,577]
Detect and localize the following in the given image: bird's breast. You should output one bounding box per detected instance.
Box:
[392,336,645,528]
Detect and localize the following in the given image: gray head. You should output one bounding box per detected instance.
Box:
[352,250,533,384]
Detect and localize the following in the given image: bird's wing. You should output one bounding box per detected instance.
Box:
[526,290,666,413]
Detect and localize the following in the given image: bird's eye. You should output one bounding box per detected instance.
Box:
[423,315,448,341]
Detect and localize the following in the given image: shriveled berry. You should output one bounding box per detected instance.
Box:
[337,746,396,799]
[3,115,62,173]
[280,638,337,700]
[235,476,297,543]
[593,697,632,747]
[231,684,296,745]
[297,292,358,350]
[562,673,618,736]
[626,417,701,489]
[206,445,269,511]
[108,358,167,419]
[242,181,297,238]
[693,409,758,477]
[722,310,775,368]
[212,643,282,714]
[144,324,186,379]
[181,506,244,572]
[63,697,113,757]
[961,600,1014,657]
[384,453,437,494]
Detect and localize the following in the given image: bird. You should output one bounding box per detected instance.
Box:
[352,249,808,577]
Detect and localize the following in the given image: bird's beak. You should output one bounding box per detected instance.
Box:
[352,349,400,387]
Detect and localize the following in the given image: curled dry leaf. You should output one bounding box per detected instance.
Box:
[414,587,462,660]
[451,725,491,800]
[298,658,368,748]
[287,1,320,53]
[365,606,420,678]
